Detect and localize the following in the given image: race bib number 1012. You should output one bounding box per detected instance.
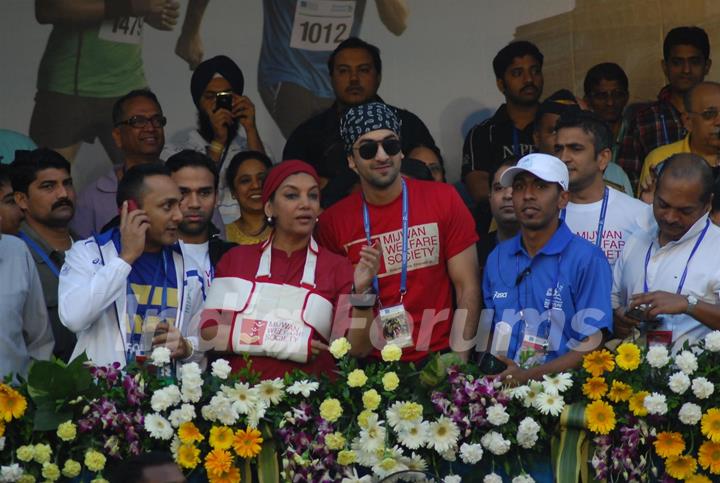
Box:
[290,0,355,51]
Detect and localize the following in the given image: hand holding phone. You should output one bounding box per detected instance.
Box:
[215,91,233,112]
[119,199,149,265]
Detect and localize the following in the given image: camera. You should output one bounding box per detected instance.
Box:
[215,91,233,112]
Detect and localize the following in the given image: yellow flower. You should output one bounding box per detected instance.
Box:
[209,426,234,449]
[686,475,712,483]
[398,402,423,421]
[16,445,34,462]
[362,389,381,410]
[177,443,201,469]
[0,384,27,422]
[178,421,205,444]
[337,450,357,466]
[347,369,368,388]
[204,448,233,478]
[381,344,402,362]
[208,465,241,483]
[653,432,685,458]
[607,380,633,403]
[319,398,343,422]
[665,455,698,480]
[582,377,609,400]
[56,420,77,442]
[325,432,346,450]
[33,443,52,464]
[382,372,399,391]
[629,391,649,417]
[329,337,352,359]
[357,410,375,429]
[615,342,641,371]
[84,449,106,472]
[41,463,61,482]
[18,476,35,483]
[585,400,616,435]
[0,421,5,437]
[61,460,82,479]
[702,408,720,443]
[583,349,615,377]
[698,440,720,475]
[232,427,263,458]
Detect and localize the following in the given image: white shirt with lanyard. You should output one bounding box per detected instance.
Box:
[560,187,609,249]
[362,178,413,348]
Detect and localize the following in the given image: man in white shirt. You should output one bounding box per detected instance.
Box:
[613,153,720,349]
[555,110,651,266]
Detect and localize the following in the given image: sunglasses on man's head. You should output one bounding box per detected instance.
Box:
[355,138,402,160]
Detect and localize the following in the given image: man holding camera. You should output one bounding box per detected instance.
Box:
[162,55,266,225]
[612,153,720,350]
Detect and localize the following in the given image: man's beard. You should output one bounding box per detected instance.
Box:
[197,111,240,145]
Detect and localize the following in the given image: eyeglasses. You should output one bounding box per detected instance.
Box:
[688,108,720,121]
[115,115,167,128]
[589,90,628,103]
[354,139,402,160]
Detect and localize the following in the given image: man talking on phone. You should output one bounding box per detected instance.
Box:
[163,55,267,226]
[612,153,720,351]
[59,164,205,368]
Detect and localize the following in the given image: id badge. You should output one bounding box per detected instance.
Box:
[98,16,143,44]
[289,0,355,51]
[518,334,548,367]
[379,304,412,348]
[646,330,673,347]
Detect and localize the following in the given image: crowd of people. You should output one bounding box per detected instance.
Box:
[2,12,720,456]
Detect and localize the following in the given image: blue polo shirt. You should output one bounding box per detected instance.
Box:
[482,221,613,363]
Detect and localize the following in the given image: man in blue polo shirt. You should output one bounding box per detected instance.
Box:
[482,153,613,384]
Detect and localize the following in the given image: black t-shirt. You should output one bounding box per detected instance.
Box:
[461,104,536,180]
[283,100,436,207]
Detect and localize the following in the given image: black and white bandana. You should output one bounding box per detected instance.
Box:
[340,102,401,154]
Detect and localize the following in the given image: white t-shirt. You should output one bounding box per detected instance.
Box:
[611,214,720,350]
[181,241,212,296]
[563,187,652,266]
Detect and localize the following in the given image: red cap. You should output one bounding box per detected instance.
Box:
[261,159,320,205]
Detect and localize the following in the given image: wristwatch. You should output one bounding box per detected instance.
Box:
[350,284,376,309]
[685,295,699,315]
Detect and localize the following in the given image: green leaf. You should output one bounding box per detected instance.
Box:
[32,397,72,431]
[419,353,462,387]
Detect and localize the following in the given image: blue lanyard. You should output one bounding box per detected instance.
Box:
[560,187,609,248]
[362,178,409,300]
[643,218,710,294]
[515,253,563,344]
[18,231,61,277]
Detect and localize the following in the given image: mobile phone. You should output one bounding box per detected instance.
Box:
[120,198,139,215]
[477,352,508,375]
[625,305,648,321]
[215,91,233,111]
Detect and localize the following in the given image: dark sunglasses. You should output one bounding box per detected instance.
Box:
[355,139,402,160]
[115,114,167,129]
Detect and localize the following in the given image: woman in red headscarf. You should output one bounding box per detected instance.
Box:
[200,160,380,379]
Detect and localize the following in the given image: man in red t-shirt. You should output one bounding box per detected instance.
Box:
[316,102,480,362]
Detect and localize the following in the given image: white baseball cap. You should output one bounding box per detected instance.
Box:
[500,153,569,191]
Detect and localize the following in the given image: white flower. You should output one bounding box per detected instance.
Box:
[679,402,703,425]
[646,345,670,368]
[486,404,510,426]
[534,392,565,417]
[208,395,239,426]
[144,413,173,440]
[481,431,511,456]
[181,385,202,404]
[692,377,715,399]
[170,435,180,459]
[427,417,460,453]
[484,474,503,483]
[668,371,691,395]
[523,381,544,408]
[211,359,232,379]
[247,400,268,428]
[150,385,181,412]
[459,442,484,464]
[517,417,541,449]
[396,420,428,450]
[402,452,428,472]
[256,378,285,405]
[705,331,720,352]
[168,404,196,427]
[675,350,698,375]
[513,476,536,483]
[1,463,23,482]
[341,467,373,483]
[286,380,319,398]
[371,457,408,479]
[506,384,531,400]
[643,393,668,415]
[151,346,171,366]
[222,382,260,415]
[440,447,458,462]
[444,476,462,483]
[541,372,573,395]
